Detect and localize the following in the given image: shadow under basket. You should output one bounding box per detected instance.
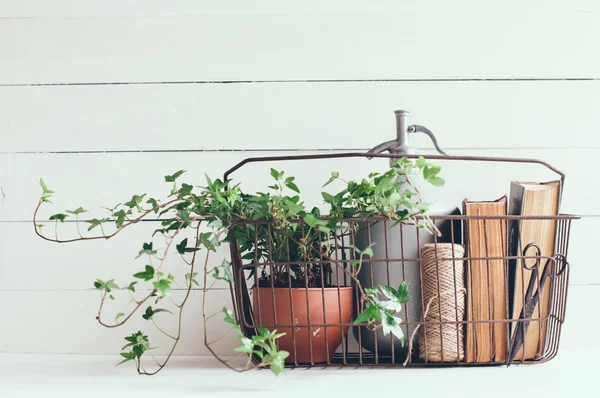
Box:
[251,287,353,364]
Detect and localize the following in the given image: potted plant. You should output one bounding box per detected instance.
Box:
[33,155,443,375]
[231,168,354,365]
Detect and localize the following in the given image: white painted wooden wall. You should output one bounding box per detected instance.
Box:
[0,1,597,360]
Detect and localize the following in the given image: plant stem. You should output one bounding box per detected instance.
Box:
[205,310,222,321]
[206,326,235,345]
[224,352,247,363]
[75,215,83,238]
[33,197,182,244]
[144,347,163,368]
[152,318,177,340]
[139,223,203,375]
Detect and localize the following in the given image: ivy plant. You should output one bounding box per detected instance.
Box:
[34,156,443,376]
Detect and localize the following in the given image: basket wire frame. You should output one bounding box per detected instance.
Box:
[224,153,578,368]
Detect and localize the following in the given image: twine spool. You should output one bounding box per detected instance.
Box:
[418,243,466,362]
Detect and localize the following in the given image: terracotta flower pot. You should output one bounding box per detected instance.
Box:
[252,287,353,364]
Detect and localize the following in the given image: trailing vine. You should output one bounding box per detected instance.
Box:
[33,156,444,375]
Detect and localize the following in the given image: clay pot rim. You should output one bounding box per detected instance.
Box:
[253,286,353,291]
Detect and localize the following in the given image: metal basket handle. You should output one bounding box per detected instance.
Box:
[223,152,566,188]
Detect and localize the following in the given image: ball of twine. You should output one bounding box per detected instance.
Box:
[418,243,466,362]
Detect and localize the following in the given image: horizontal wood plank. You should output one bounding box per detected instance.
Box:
[0,217,600,291]
[1,10,598,84]
[2,1,598,18]
[0,288,241,356]
[0,284,593,355]
[1,215,593,290]
[0,221,231,291]
[0,148,592,222]
[2,81,600,152]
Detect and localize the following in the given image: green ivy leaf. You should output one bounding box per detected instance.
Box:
[423,165,441,180]
[395,209,409,220]
[362,247,374,257]
[115,312,125,322]
[303,213,327,228]
[177,209,191,225]
[381,311,404,345]
[132,345,144,358]
[212,259,233,283]
[176,238,188,255]
[222,307,237,326]
[353,304,380,324]
[268,351,289,376]
[283,176,300,193]
[87,217,109,231]
[135,242,157,259]
[322,171,339,188]
[153,279,172,297]
[165,170,186,183]
[185,272,200,287]
[269,168,281,180]
[414,202,429,214]
[178,183,193,197]
[49,213,68,223]
[120,352,136,360]
[395,282,411,304]
[124,194,147,209]
[142,306,173,320]
[39,178,54,202]
[116,351,136,366]
[207,218,223,229]
[66,207,87,215]
[133,265,155,281]
[222,259,233,283]
[427,176,445,187]
[113,209,131,228]
[199,232,216,251]
[379,285,397,300]
[105,279,120,291]
[238,337,254,352]
[282,197,304,215]
[146,198,160,213]
[321,192,335,205]
[379,299,403,312]
[141,306,154,320]
[116,359,134,367]
[93,278,119,293]
[38,178,54,194]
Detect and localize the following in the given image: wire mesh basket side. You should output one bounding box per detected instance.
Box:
[228,214,575,368]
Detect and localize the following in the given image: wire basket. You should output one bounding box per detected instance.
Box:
[224,153,579,368]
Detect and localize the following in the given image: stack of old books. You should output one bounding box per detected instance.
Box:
[462,180,560,363]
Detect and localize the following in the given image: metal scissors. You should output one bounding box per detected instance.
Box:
[507,243,562,366]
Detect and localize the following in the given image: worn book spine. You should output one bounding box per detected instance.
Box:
[464,196,508,363]
[508,180,561,361]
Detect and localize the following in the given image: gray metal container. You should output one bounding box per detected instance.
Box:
[353,109,455,361]
[352,207,460,361]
